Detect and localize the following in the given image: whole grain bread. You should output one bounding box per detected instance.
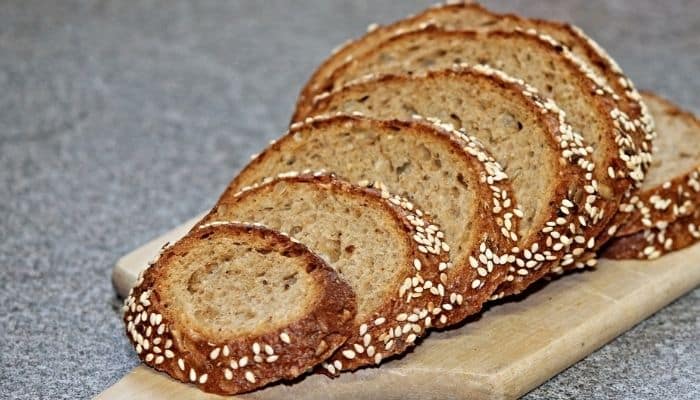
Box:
[122,222,356,395]
[603,207,700,260]
[614,92,700,236]
[223,114,518,324]
[198,173,451,374]
[304,66,599,296]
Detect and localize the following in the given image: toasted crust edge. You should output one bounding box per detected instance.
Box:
[122,222,356,395]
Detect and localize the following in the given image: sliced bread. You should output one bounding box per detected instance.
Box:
[222,114,519,324]
[615,92,700,236]
[303,66,598,296]
[198,173,450,374]
[122,222,356,395]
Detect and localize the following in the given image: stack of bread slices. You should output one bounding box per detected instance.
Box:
[121,1,699,395]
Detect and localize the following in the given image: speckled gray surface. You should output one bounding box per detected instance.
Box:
[0,1,698,399]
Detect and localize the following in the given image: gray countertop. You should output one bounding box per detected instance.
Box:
[1,1,698,399]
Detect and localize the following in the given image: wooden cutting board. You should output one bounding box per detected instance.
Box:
[100,215,700,400]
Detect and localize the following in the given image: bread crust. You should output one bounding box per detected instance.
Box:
[122,223,356,395]
[614,92,700,237]
[223,115,519,325]
[197,173,453,374]
[603,207,700,260]
[304,66,599,297]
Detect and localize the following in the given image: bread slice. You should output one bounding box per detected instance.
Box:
[122,222,356,395]
[198,173,451,374]
[614,92,700,236]
[294,1,656,166]
[304,66,598,296]
[221,114,518,324]
[603,207,700,260]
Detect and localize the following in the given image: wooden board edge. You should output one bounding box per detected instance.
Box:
[498,259,700,398]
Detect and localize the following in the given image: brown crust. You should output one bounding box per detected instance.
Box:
[197,173,452,374]
[602,207,700,260]
[613,92,700,237]
[304,67,600,297]
[122,222,356,395]
[222,115,518,325]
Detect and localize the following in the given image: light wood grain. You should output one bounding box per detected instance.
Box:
[102,216,700,400]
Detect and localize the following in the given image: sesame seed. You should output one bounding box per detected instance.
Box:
[177,358,185,371]
[239,356,248,367]
[209,348,220,360]
[280,332,291,344]
[224,369,233,380]
[413,259,422,271]
[198,374,208,384]
[245,371,256,384]
[222,345,230,357]
[252,343,260,354]
[189,368,197,382]
[359,324,368,336]
[374,317,386,326]
[342,350,356,359]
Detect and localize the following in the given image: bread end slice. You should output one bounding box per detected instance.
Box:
[122,222,356,395]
